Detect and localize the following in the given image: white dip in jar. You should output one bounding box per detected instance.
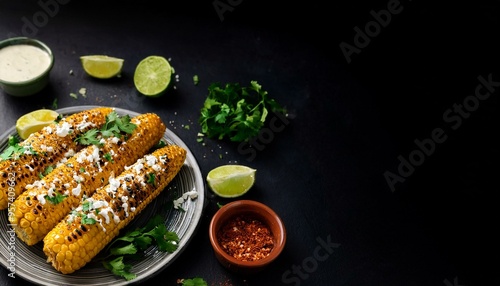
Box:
[0,44,52,83]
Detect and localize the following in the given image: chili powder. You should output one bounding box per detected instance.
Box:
[217,214,274,261]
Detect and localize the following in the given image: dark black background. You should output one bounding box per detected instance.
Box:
[1,0,499,285]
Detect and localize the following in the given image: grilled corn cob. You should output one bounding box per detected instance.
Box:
[0,107,114,210]
[43,145,187,274]
[8,112,166,245]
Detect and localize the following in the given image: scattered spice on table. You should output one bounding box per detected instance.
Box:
[217,215,274,261]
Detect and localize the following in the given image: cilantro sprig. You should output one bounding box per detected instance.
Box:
[177,277,208,286]
[102,214,179,281]
[75,111,136,146]
[199,81,285,142]
[0,136,37,161]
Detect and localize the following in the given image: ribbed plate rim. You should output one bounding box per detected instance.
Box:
[0,105,205,286]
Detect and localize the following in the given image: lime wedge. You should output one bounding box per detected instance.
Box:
[207,165,256,198]
[133,55,173,97]
[16,109,59,139]
[80,55,124,79]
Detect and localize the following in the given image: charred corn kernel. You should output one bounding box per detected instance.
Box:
[20,219,30,229]
[9,113,166,246]
[43,145,187,274]
[0,107,114,210]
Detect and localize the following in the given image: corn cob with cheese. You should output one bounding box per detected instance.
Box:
[0,107,114,210]
[8,112,166,246]
[43,145,187,274]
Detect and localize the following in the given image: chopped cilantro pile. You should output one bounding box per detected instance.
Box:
[199,81,285,142]
[102,214,179,281]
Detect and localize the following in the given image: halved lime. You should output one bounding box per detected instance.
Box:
[16,109,59,139]
[207,165,256,198]
[80,55,124,79]
[133,55,173,97]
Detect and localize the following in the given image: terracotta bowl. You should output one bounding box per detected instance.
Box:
[209,200,286,275]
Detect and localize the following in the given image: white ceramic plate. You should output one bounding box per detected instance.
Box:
[0,106,205,286]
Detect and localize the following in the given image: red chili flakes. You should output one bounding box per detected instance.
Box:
[217,215,274,261]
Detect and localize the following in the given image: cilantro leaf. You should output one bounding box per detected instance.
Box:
[81,214,96,225]
[199,81,285,142]
[115,114,136,134]
[103,152,114,162]
[147,173,156,186]
[75,112,137,146]
[75,129,100,145]
[144,224,179,252]
[101,112,136,138]
[179,277,208,286]
[45,193,67,205]
[132,235,153,250]
[100,125,120,138]
[103,256,136,281]
[153,139,167,149]
[102,214,179,281]
[8,135,19,146]
[43,165,55,175]
[82,200,92,212]
[0,136,25,161]
[110,243,137,256]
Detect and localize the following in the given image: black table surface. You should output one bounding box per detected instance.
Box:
[1,1,499,286]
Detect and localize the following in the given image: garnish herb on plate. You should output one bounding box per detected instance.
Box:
[45,192,68,205]
[177,277,208,286]
[0,135,37,161]
[75,111,137,146]
[102,214,179,280]
[199,81,285,142]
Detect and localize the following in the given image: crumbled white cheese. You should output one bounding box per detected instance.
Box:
[47,187,55,197]
[173,190,199,209]
[73,174,84,182]
[65,149,75,157]
[72,184,82,196]
[145,155,157,166]
[76,115,95,130]
[133,162,144,174]
[108,177,120,192]
[56,121,72,137]
[37,194,46,205]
